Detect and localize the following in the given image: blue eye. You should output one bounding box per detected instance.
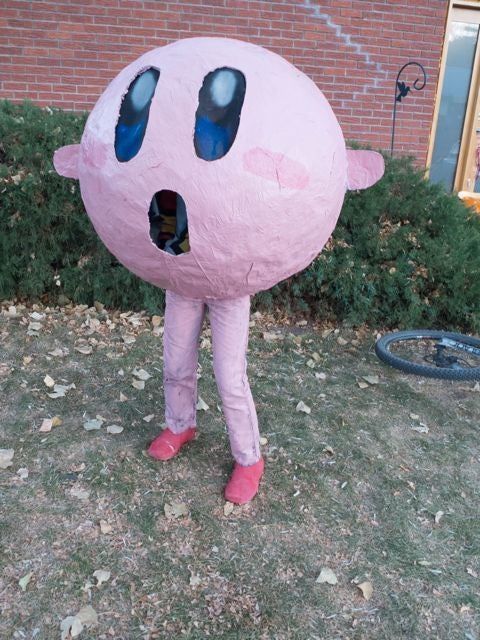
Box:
[194,67,246,161]
[115,68,159,162]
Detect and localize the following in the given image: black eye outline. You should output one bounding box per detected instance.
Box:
[194,67,246,161]
[115,67,160,162]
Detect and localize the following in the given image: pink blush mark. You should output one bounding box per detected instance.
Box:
[243,147,310,190]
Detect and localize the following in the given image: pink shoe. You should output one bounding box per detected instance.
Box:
[224,458,264,504]
[147,427,196,461]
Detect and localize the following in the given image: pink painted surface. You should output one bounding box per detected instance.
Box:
[54,37,384,299]
[54,144,80,179]
[243,148,310,190]
[346,149,385,190]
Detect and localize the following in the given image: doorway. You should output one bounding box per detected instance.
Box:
[428,2,480,192]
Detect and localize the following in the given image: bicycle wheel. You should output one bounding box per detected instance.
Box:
[375,330,480,381]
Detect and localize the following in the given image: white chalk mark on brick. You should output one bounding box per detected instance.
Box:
[299,0,388,100]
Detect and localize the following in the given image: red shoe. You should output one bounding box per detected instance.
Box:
[147,427,196,461]
[224,458,264,505]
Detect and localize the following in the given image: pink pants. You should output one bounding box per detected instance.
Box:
[163,290,261,466]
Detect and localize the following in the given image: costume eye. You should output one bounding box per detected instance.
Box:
[194,67,246,161]
[115,68,160,162]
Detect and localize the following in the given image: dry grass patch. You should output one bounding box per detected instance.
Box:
[0,303,479,639]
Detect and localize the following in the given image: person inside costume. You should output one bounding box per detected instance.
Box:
[54,37,384,505]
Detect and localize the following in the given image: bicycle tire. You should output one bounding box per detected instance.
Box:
[375,330,480,381]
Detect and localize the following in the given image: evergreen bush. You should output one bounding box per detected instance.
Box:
[0,100,165,311]
[1,100,479,331]
[261,152,480,331]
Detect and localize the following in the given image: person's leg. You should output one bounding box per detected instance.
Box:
[163,290,205,432]
[209,296,263,502]
[209,296,260,465]
[148,290,205,460]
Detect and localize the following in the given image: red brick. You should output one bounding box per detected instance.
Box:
[0,0,449,159]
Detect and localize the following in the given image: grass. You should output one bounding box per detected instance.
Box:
[0,302,479,639]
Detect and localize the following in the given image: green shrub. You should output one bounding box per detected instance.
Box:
[262,153,480,331]
[1,100,479,331]
[0,100,165,311]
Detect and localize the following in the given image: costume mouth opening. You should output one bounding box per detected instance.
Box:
[148,190,190,255]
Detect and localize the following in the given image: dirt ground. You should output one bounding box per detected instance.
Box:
[0,301,479,640]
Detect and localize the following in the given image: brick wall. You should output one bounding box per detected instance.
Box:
[0,0,448,162]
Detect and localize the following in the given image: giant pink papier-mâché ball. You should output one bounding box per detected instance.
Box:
[54,37,384,299]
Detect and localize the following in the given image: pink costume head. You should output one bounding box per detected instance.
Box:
[54,37,384,299]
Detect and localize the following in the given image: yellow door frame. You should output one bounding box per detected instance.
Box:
[426,0,480,191]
